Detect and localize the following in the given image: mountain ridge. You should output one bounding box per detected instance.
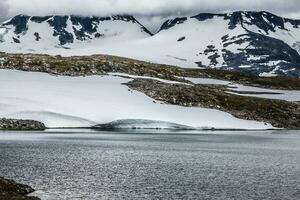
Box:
[0,11,300,77]
[160,11,300,31]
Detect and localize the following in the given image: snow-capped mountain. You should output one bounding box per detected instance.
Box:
[157,11,300,77]
[0,11,300,77]
[0,14,152,51]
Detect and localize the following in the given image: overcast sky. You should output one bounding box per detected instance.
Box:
[1,0,300,31]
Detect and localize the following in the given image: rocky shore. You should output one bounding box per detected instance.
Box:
[0,118,46,131]
[0,177,40,200]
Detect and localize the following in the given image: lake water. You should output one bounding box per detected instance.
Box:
[0,130,300,200]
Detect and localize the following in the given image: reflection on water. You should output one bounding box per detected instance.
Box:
[0,130,300,200]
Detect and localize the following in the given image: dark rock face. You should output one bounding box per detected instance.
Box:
[0,118,46,131]
[0,177,40,200]
[221,32,300,76]
[34,32,41,41]
[190,11,300,33]
[159,17,187,31]
[30,16,52,23]
[12,37,20,43]
[70,16,99,40]
[47,16,74,45]
[227,11,286,33]
[177,36,186,42]
[191,13,225,21]
[3,15,30,34]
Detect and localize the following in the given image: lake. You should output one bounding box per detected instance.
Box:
[0,130,300,200]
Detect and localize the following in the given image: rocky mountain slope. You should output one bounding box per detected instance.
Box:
[0,11,300,77]
[157,11,300,77]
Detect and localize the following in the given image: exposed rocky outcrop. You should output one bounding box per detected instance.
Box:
[159,17,188,31]
[1,52,300,90]
[0,177,40,200]
[0,118,46,131]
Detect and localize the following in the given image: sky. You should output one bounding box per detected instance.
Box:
[1,0,300,31]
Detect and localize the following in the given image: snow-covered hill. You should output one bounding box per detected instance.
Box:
[0,11,300,77]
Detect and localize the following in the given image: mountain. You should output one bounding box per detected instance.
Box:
[0,14,152,51]
[0,11,300,77]
[157,11,300,77]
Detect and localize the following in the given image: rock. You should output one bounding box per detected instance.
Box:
[0,118,46,131]
[177,36,186,42]
[0,177,40,200]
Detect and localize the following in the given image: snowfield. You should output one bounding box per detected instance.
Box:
[0,70,274,130]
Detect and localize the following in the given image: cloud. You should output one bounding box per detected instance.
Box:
[0,0,9,21]
[1,0,300,21]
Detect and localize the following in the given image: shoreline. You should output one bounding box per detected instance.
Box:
[0,126,288,132]
[0,177,40,200]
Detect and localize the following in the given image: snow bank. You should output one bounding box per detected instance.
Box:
[95,119,195,130]
[0,70,273,129]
